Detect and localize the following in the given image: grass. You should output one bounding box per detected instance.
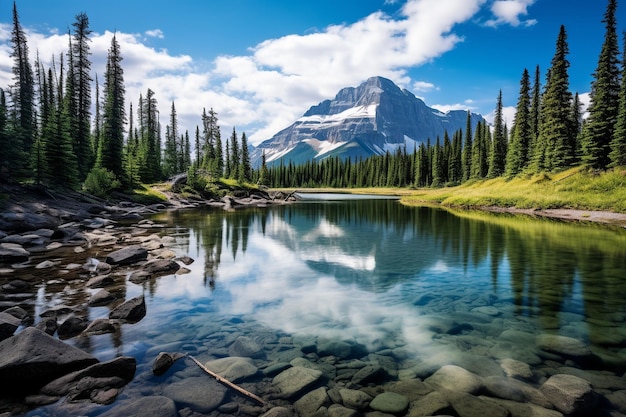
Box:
[130,183,169,204]
[401,166,626,213]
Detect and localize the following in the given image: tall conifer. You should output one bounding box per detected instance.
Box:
[610,31,626,167]
[488,90,506,177]
[506,69,532,176]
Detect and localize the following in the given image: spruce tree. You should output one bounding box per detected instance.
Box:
[10,1,35,179]
[610,31,626,167]
[488,90,507,177]
[582,0,620,170]
[239,132,251,183]
[536,26,574,171]
[92,75,101,156]
[98,34,126,180]
[71,12,93,180]
[462,111,473,181]
[506,69,532,176]
[229,127,239,179]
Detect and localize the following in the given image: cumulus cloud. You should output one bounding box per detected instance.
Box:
[0,0,544,146]
[485,0,537,28]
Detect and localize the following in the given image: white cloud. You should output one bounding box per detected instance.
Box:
[432,102,477,113]
[0,0,545,147]
[485,0,537,28]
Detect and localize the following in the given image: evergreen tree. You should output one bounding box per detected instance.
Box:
[528,65,542,164]
[610,31,626,167]
[449,129,462,183]
[163,125,177,177]
[0,88,21,180]
[229,127,239,179]
[239,131,251,183]
[183,130,191,172]
[462,111,473,181]
[506,69,532,176]
[488,90,507,177]
[570,92,583,163]
[194,125,201,168]
[98,34,126,180]
[431,136,443,187]
[138,88,160,181]
[582,0,620,170]
[10,1,35,179]
[71,12,93,180]
[224,140,231,179]
[536,26,574,171]
[92,74,101,157]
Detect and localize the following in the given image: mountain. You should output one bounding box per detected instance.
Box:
[251,76,486,167]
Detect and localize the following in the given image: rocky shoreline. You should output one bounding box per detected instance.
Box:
[0,184,624,416]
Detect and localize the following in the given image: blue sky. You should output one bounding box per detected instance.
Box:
[1,0,624,145]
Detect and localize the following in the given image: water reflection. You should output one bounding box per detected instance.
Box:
[151,201,626,363]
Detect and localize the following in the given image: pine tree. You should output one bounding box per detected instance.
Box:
[610,31,626,167]
[431,136,443,187]
[582,0,620,170]
[506,69,532,176]
[10,1,35,179]
[162,101,178,177]
[536,26,574,171]
[183,130,191,171]
[98,34,126,180]
[92,74,101,156]
[239,132,251,183]
[194,125,201,168]
[138,88,160,181]
[229,127,239,179]
[488,90,507,177]
[462,111,473,181]
[71,12,93,180]
[570,92,583,164]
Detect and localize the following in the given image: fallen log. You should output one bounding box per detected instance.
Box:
[187,355,267,406]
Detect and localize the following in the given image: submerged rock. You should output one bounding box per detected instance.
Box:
[163,376,227,413]
[109,295,146,323]
[273,366,324,399]
[99,395,178,417]
[105,245,148,266]
[204,356,259,382]
[536,334,591,358]
[369,392,409,415]
[541,373,597,415]
[424,365,484,394]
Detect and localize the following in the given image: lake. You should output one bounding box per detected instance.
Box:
[21,196,626,415]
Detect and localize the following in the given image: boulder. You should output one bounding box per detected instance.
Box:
[0,242,30,263]
[82,318,118,335]
[152,352,186,376]
[105,245,147,265]
[128,270,151,284]
[40,356,136,396]
[163,376,227,413]
[3,306,29,321]
[204,356,259,382]
[407,391,451,416]
[58,316,90,339]
[273,366,324,399]
[294,387,330,416]
[229,335,264,358]
[144,259,179,275]
[318,339,353,359]
[498,358,533,380]
[449,393,509,417]
[86,275,115,288]
[541,373,597,415]
[35,318,58,335]
[339,388,372,410]
[0,311,22,341]
[424,365,484,394]
[109,295,146,323]
[369,392,409,415]
[536,334,591,358]
[88,289,116,307]
[0,327,98,394]
[99,395,178,417]
[351,364,386,385]
[260,407,296,417]
[1,279,31,293]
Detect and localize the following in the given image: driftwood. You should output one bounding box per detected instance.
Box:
[187,355,267,406]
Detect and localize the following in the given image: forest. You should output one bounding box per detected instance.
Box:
[0,0,625,194]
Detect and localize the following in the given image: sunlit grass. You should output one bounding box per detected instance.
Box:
[132,184,168,204]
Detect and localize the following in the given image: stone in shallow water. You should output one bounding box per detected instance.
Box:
[424,365,484,394]
[273,366,323,399]
[408,391,451,416]
[540,373,597,415]
[536,334,591,357]
[99,395,177,417]
[294,386,330,416]
[338,388,372,410]
[369,392,409,415]
[229,335,264,358]
[498,358,534,379]
[449,392,509,417]
[204,356,259,382]
[163,376,227,413]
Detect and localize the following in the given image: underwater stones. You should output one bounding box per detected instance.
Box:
[498,358,534,380]
[536,334,591,358]
[407,391,450,417]
[204,357,259,382]
[424,365,484,394]
[449,392,509,417]
[58,316,89,339]
[105,245,147,266]
[351,364,386,385]
[339,388,372,410]
[273,366,324,399]
[369,392,409,415]
[86,274,114,288]
[109,295,146,323]
[0,242,30,263]
[163,376,227,413]
[541,373,597,415]
[99,395,178,417]
[318,339,353,359]
[88,289,116,307]
[229,335,264,358]
[294,387,331,415]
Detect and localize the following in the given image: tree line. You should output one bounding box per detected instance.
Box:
[266,0,625,189]
[0,2,252,193]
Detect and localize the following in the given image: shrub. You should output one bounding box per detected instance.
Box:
[83,167,121,198]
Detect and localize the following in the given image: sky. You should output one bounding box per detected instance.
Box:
[0,0,624,146]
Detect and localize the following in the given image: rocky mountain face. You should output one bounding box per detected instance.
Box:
[251,76,486,167]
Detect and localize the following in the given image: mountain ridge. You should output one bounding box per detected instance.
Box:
[251,76,486,167]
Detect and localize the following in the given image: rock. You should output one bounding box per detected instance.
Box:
[82,318,118,335]
[0,327,98,394]
[339,388,372,410]
[1,279,31,293]
[541,373,597,415]
[449,393,509,417]
[351,364,386,385]
[204,356,259,382]
[86,275,115,288]
[109,295,146,323]
[318,339,353,359]
[424,365,484,394]
[0,311,22,341]
[229,335,264,358]
[144,258,179,275]
[498,358,533,380]
[0,242,30,263]
[128,270,151,284]
[58,316,89,339]
[479,396,564,417]
[264,362,292,377]
[369,392,409,415]
[99,395,178,417]
[273,366,324,399]
[3,306,29,321]
[35,318,58,335]
[328,404,359,417]
[163,376,227,413]
[483,376,526,402]
[260,407,296,417]
[536,334,591,357]
[295,387,330,416]
[176,255,194,265]
[88,289,116,306]
[105,245,148,265]
[407,391,450,417]
[152,352,186,376]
